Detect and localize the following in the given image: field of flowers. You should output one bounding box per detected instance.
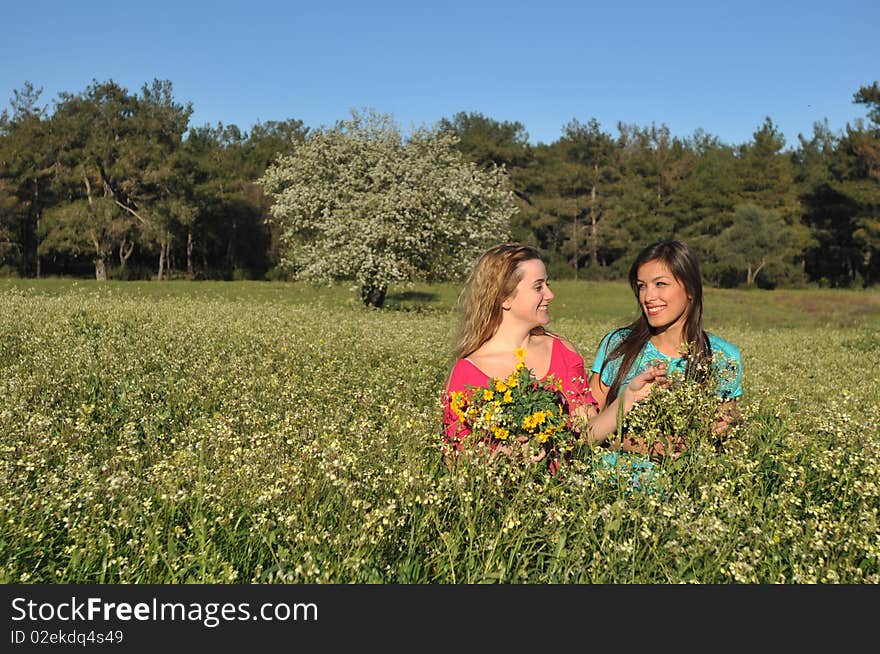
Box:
[1,280,879,583]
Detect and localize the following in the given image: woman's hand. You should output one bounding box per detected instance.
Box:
[578,362,669,447]
[622,362,668,406]
[492,435,547,464]
[712,402,741,437]
[620,433,686,459]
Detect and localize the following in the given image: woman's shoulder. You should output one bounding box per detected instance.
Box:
[551,333,578,354]
[707,333,742,360]
[604,326,632,340]
[445,358,488,393]
[597,327,632,351]
[549,334,586,367]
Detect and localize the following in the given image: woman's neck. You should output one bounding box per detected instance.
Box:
[649,325,686,357]
[484,323,537,354]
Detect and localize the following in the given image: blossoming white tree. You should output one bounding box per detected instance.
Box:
[258,109,517,307]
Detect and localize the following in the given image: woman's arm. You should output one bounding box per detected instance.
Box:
[587,371,610,411]
[575,363,667,446]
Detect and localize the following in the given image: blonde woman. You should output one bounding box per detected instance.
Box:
[442,242,666,463]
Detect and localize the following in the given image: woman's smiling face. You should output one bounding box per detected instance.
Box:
[636,258,690,332]
[504,258,554,327]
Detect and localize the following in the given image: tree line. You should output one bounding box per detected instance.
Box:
[1,78,878,289]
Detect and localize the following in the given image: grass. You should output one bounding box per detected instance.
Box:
[1,278,878,583]
[10,277,880,327]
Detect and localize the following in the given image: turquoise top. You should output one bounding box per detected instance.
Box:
[590,328,743,400]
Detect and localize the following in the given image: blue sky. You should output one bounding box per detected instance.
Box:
[3,0,877,148]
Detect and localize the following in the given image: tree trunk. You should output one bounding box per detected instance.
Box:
[752,257,766,284]
[748,257,767,285]
[90,227,106,281]
[589,169,599,267]
[158,239,166,281]
[119,238,134,270]
[35,210,41,279]
[226,219,237,276]
[84,170,106,281]
[186,229,194,280]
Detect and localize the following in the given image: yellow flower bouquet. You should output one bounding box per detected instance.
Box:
[448,350,578,465]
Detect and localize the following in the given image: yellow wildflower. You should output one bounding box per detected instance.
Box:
[450,391,466,421]
[522,411,547,431]
[492,427,510,441]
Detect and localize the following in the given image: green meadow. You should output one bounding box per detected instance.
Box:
[1,279,879,583]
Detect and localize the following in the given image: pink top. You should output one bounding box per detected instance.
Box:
[441,337,597,450]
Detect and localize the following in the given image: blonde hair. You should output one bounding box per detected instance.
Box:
[454,243,545,359]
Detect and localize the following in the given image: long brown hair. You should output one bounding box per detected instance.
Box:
[454,243,546,360]
[602,239,711,405]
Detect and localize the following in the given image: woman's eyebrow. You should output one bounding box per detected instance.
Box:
[638,275,672,283]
